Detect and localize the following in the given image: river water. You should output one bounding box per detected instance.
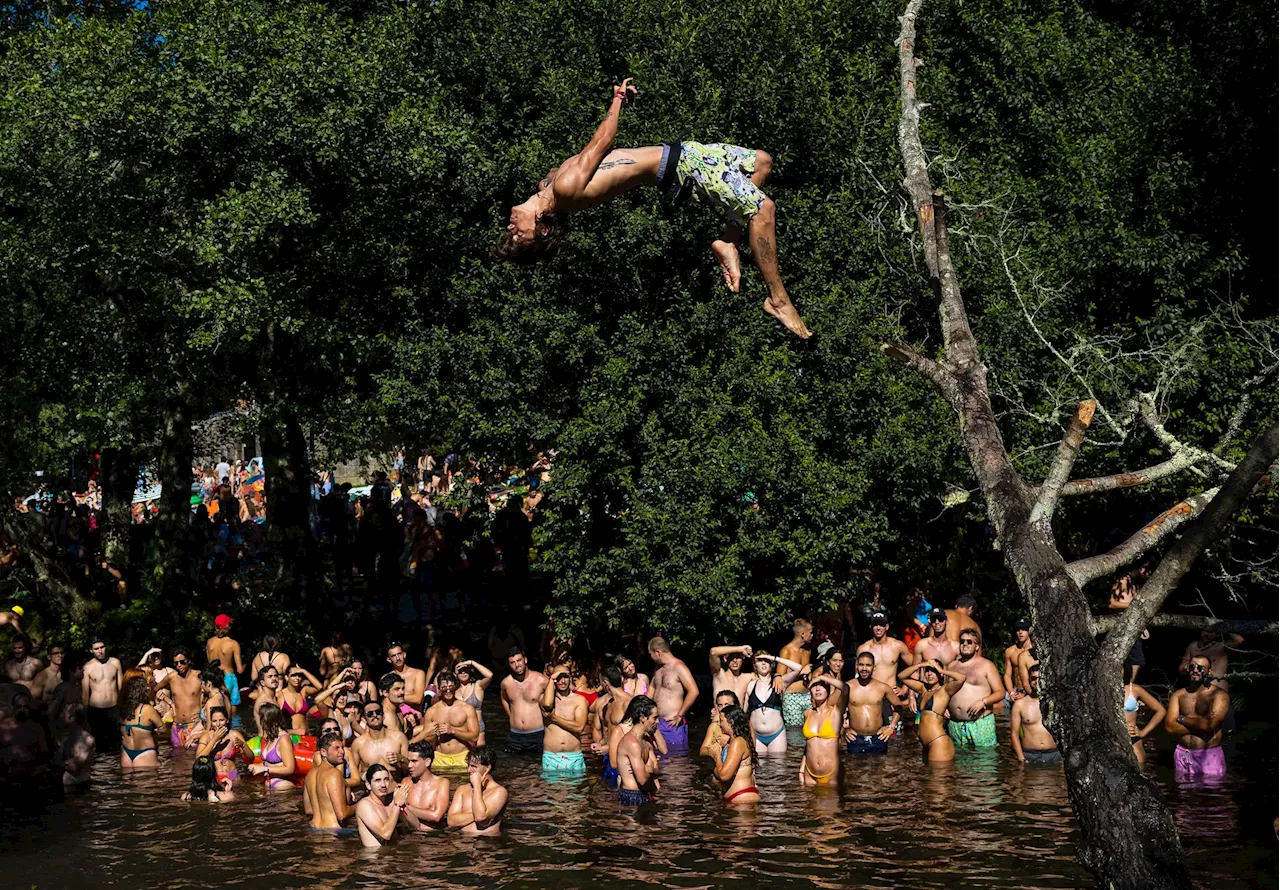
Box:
[1,705,1275,889]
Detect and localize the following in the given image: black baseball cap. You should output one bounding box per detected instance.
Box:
[929,608,947,620]
[869,611,890,625]
[1014,618,1032,631]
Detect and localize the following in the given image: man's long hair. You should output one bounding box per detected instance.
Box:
[493,210,567,263]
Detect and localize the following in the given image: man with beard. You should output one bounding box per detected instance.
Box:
[421,670,479,771]
[945,629,1005,749]
[540,663,588,775]
[386,641,428,711]
[351,698,411,779]
[844,652,903,754]
[379,675,420,737]
[6,635,42,685]
[616,696,662,805]
[303,731,355,834]
[500,646,548,755]
[1179,630,1245,734]
[401,740,451,830]
[1165,655,1231,779]
[155,647,202,749]
[355,763,418,847]
[81,638,122,753]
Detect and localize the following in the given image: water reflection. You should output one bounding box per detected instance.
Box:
[0,707,1274,889]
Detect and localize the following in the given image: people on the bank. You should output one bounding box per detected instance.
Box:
[746,651,803,755]
[402,740,450,830]
[1010,663,1060,765]
[648,637,699,754]
[616,695,661,805]
[899,660,963,762]
[454,659,494,746]
[447,746,507,835]
[386,640,428,710]
[156,647,203,748]
[1122,664,1165,767]
[249,701,297,791]
[191,706,251,784]
[915,609,959,667]
[501,646,548,755]
[182,755,235,802]
[844,652,903,754]
[304,730,355,832]
[356,763,417,846]
[799,676,844,786]
[82,638,122,753]
[539,663,588,775]
[351,696,410,779]
[1165,655,1230,779]
[205,614,244,716]
[423,670,480,770]
[706,704,759,804]
[946,629,1005,749]
[709,643,753,704]
[1003,619,1034,698]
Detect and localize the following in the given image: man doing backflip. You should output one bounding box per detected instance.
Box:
[497,78,812,340]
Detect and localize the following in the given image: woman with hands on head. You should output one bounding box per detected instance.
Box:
[455,659,495,746]
[799,675,845,786]
[280,666,324,734]
[899,659,964,762]
[746,650,803,755]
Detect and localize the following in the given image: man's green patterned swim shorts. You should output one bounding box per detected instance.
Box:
[657,142,766,226]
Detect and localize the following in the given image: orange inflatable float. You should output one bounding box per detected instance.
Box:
[246,734,316,779]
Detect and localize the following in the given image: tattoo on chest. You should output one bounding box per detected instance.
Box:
[597,158,637,172]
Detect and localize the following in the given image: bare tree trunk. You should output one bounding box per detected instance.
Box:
[155,383,195,596]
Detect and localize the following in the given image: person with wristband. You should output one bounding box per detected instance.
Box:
[496,77,813,340]
[355,763,418,847]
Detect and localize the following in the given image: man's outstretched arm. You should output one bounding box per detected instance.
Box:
[553,79,637,200]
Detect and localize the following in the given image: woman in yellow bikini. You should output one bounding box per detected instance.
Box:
[898,659,965,762]
[798,675,844,786]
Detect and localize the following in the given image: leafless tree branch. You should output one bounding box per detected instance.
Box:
[1032,400,1096,522]
[1067,487,1219,586]
[1090,612,1277,637]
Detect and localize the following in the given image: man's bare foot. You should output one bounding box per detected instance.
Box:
[711,240,742,293]
[763,294,812,339]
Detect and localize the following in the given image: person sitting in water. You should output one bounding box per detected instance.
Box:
[799,675,844,786]
[616,695,662,806]
[744,651,803,756]
[844,652,903,755]
[447,746,508,836]
[899,659,964,763]
[1121,664,1165,767]
[1165,655,1230,780]
[497,78,812,340]
[1010,663,1060,765]
[706,705,759,805]
[356,763,418,847]
[401,740,451,831]
[539,663,588,775]
[117,676,162,770]
[181,755,235,802]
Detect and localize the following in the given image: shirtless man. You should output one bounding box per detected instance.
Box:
[1180,631,1244,694]
[1010,663,1059,764]
[540,664,588,775]
[303,731,355,832]
[351,698,411,778]
[448,746,508,836]
[0,690,48,781]
[944,595,981,643]
[915,609,960,667]
[709,643,753,704]
[843,652,903,754]
[6,636,41,684]
[155,647,202,749]
[28,642,64,701]
[205,614,245,715]
[1003,619,1034,697]
[778,619,813,676]
[1165,655,1231,779]
[498,78,812,339]
[595,662,632,745]
[945,629,1005,749]
[386,641,428,711]
[81,639,122,753]
[422,670,480,771]
[0,604,25,637]
[500,646,548,755]
[616,696,662,805]
[379,675,420,737]
[648,637,699,754]
[401,740,451,830]
[857,611,911,722]
[355,763,418,847]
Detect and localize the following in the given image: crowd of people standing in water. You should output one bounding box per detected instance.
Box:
[0,578,1246,846]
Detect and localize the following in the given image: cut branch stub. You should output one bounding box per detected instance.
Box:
[1032,400,1096,523]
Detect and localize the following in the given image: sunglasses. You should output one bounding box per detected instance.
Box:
[363,709,382,717]
[174,659,189,665]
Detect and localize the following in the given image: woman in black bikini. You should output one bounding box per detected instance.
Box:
[899,659,965,762]
[118,676,162,769]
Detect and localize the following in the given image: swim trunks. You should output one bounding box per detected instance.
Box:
[656,717,689,754]
[947,713,998,748]
[541,750,587,775]
[602,753,620,789]
[170,721,191,749]
[846,734,889,755]
[224,672,241,707]
[1174,744,1226,779]
[1023,748,1062,765]
[782,692,810,727]
[432,748,470,770]
[308,827,358,839]
[658,142,767,227]
[504,727,544,755]
[618,788,652,806]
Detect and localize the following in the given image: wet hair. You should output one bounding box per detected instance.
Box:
[506,646,525,661]
[856,652,875,664]
[207,706,228,725]
[119,676,151,721]
[435,670,459,688]
[721,705,758,767]
[603,663,624,688]
[647,637,671,654]
[408,739,436,760]
[493,211,567,264]
[956,595,978,612]
[379,673,404,694]
[188,756,220,799]
[262,634,282,654]
[317,730,343,751]
[200,663,226,689]
[715,690,740,708]
[364,763,390,785]
[468,745,498,769]
[255,664,279,686]
[258,702,289,740]
[622,695,657,724]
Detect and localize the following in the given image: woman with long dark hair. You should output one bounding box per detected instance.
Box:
[899,659,964,763]
[191,706,251,784]
[280,666,323,734]
[181,755,235,802]
[118,676,162,769]
[250,633,291,678]
[249,702,296,792]
[709,705,759,804]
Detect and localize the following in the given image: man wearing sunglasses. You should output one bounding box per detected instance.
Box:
[914,609,959,668]
[351,697,411,779]
[1165,655,1230,779]
[155,646,203,749]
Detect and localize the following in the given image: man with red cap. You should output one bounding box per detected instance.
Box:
[206,614,244,716]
